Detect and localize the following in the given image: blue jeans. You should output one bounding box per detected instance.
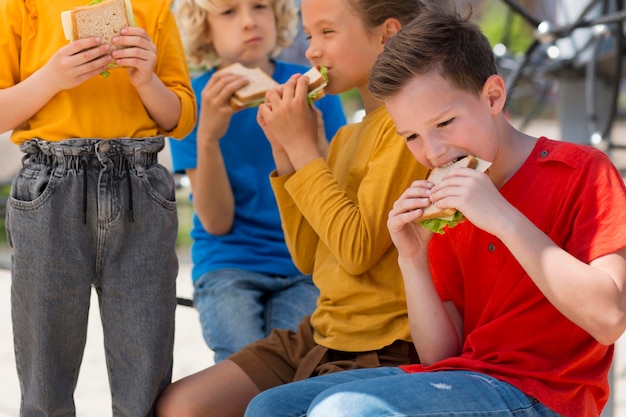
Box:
[245,367,562,417]
[193,268,318,362]
[9,138,178,417]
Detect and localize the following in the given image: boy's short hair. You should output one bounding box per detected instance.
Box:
[176,0,298,70]
[369,4,497,100]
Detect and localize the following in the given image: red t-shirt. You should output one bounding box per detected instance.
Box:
[402,137,626,417]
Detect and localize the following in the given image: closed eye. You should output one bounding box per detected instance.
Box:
[406,133,419,142]
[438,118,454,128]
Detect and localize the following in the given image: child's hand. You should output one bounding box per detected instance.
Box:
[42,37,112,91]
[258,74,321,169]
[388,180,434,258]
[429,168,511,235]
[111,27,157,87]
[196,70,249,150]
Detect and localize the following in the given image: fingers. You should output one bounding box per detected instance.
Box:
[110,27,156,66]
[202,72,249,108]
[68,38,112,66]
[391,181,433,218]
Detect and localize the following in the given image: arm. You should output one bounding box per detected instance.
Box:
[111,26,181,132]
[261,102,429,274]
[188,70,249,235]
[0,38,112,134]
[387,179,463,365]
[429,166,626,345]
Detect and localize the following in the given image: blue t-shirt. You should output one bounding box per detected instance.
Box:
[169,61,347,282]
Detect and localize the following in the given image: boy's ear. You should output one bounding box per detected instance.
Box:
[381,18,402,44]
[483,74,507,115]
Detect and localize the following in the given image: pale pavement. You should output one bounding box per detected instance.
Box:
[1,127,626,416]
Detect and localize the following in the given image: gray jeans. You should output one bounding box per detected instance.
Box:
[8,138,178,417]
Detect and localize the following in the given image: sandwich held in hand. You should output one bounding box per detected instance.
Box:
[417,155,492,234]
[218,63,280,111]
[220,64,329,111]
[303,66,328,104]
[61,0,135,76]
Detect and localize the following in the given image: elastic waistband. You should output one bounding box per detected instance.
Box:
[19,137,164,168]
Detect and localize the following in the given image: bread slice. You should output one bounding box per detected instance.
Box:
[419,155,479,222]
[61,0,135,67]
[218,63,279,111]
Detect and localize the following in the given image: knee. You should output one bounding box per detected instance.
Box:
[155,384,195,417]
[309,390,388,417]
[244,392,275,417]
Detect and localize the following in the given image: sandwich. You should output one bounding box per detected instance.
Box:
[417,155,492,234]
[220,63,329,111]
[61,0,135,77]
[303,66,328,104]
[218,63,280,111]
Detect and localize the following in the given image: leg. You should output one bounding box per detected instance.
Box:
[98,154,178,417]
[308,370,562,417]
[156,359,260,417]
[245,367,402,417]
[265,273,318,335]
[8,149,94,416]
[193,269,268,362]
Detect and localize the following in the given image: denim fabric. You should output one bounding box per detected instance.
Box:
[245,368,562,417]
[193,268,318,362]
[8,138,178,417]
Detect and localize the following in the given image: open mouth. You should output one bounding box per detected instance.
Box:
[438,156,467,169]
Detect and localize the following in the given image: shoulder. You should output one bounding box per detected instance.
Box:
[535,137,611,171]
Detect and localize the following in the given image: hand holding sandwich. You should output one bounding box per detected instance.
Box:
[196,69,250,151]
[258,73,323,172]
[109,26,157,87]
[388,160,507,257]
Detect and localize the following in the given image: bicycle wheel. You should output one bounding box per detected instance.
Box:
[585,0,624,147]
[492,0,623,139]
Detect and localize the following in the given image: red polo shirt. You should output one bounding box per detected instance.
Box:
[402,137,626,417]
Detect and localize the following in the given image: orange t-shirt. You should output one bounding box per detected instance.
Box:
[402,137,626,417]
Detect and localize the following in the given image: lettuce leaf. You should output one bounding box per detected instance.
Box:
[418,211,465,234]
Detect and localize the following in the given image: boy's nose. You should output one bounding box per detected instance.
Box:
[239,9,256,28]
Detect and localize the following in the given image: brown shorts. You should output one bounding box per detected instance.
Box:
[229,316,420,391]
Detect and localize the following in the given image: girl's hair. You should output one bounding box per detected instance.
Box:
[345,0,425,29]
[369,4,497,99]
[175,0,298,70]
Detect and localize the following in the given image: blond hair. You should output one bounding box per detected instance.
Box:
[175,0,298,70]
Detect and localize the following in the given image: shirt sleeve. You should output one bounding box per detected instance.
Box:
[562,148,626,262]
[314,94,347,142]
[0,0,21,90]
[153,6,197,139]
[281,126,429,275]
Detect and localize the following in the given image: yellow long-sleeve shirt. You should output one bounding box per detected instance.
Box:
[0,0,196,144]
[270,105,429,352]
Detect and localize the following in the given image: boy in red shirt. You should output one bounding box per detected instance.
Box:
[243,4,626,417]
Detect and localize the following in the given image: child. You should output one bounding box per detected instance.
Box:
[0,0,196,416]
[170,0,346,363]
[243,5,626,417]
[155,0,428,415]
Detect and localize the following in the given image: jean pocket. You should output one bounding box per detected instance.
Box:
[10,164,56,209]
[138,164,177,210]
